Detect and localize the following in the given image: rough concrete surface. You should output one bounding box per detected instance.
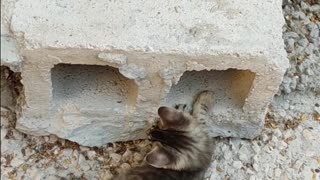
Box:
[1,0,288,146]
[0,0,320,179]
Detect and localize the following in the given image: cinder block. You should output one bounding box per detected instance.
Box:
[7,0,288,146]
[1,35,23,112]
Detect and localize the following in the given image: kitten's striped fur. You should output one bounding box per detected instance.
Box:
[114,91,215,180]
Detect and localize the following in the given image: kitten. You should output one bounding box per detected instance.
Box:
[114,91,215,180]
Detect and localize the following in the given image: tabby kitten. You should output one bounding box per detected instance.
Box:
[114,91,215,180]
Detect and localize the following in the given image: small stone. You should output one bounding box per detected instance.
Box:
[310,5,320,12]
[232,161,242,169]
[246,168,255,175]
[101,170,113,180]
[61,148,73,157]
[110,153,122,166]
[270,136,279,147]
[79,153,91,171]
[10,157,24,167]
[72,149,79,158]
[239,153,249,162]
[251,142,260,153]
[302,129,314,141]
[284,130,293,139]
[60,139,66,146]
[44,136,49,142]
[261,134,269,142]
[86,151,96,160]
[249,175,256,180]
[79,146,90,152]
[283,31,299,39]
[300,1,309,11]
[133,152,143,163]
[97,156,104,162]
[24,148,35,157]
[120,163,131,170]
[263,145,274,153]
[293,160,303,170]
[253,163,259,171]
[274,168,282,177]
[122,149,133,162]
[280,171,289,180]
[273,129,283,138]
[279,141,288,150]
[53,146,60,155]
[223,151,232,160]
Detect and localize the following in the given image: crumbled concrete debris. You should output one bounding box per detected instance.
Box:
[97,52,128,66]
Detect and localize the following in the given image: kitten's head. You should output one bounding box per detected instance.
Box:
[145,106,213,171]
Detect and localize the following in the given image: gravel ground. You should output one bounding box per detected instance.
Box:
[1,0,320,179]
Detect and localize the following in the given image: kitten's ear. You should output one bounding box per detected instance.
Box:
[145,146,173,168]
[158,106,183,124]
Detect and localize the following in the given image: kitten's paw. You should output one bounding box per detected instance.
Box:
[193,90,215,115]
[174,104,190,113]
[197,90,215,107]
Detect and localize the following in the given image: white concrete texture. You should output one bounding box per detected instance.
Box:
[1,0,288,146]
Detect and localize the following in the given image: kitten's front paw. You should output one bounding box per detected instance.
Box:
[174,104,190,113]
[197,90,215,106]
[193,90,215,114]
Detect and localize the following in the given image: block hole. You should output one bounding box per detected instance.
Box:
[162,69,255,114]
[51,64,138,112]
[1,66,25,127]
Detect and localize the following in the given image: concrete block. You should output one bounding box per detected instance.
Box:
[1,35,23,112]
[1,36,22,72]
[6,0,287,146]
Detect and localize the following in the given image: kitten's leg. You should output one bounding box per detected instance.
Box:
[192,90,215,121]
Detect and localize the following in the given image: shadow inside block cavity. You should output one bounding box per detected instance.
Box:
[163,69,255,115]
[51,64,138,112]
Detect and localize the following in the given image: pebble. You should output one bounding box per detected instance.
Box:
[61,148,73,157]
[253,163,259,172]
[232,161,243,169]
[261,134,269,142]
[284,32,299,39]
[101,170,113,180]
[86,150,96,160]
[10,157,24,167]
[122,149,133,162]
[274,168,282,177]
[273,129,283,138]
[283,129,293,139]
[79,153,91,171]
[293,160,303,170]
[79,146,90,152]
[279,141,288,150]
[246,168,255,175]
[263,145,274,153]
[302,129,314,141]
[44,136,49,142]
[120,163,131,170]
[133,152,143,163]
[270,136,279,147]
[110,153,122,166]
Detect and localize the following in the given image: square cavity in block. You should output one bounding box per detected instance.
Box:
[51,64,138,112]
[163,69,255,114]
